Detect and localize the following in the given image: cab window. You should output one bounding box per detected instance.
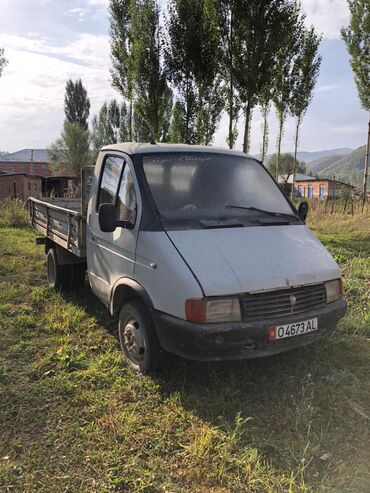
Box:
[117,164,137,226]
[98,156,124,208]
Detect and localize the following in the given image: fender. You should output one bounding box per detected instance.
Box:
[109,277,154,315]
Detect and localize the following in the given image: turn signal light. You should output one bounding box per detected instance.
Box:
[185,298,242,324]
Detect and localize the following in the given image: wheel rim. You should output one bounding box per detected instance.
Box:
[122,318,145,364]
[47,253,56,285]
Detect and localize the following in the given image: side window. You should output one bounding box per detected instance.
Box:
[98,156,124,209]
[117,164,137,225]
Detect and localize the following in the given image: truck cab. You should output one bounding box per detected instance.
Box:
[31,143,347,373]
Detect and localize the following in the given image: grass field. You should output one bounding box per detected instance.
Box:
[0,206,369,492]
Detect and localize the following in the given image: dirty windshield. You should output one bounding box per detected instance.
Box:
[142,153,297,227]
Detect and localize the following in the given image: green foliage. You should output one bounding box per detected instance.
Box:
[48,121,91,176]
[218,1,242,149]
[64,79,90,130]
[0,199,29,228]
[91,100,130,155]
[341,0,370,111]
[165,0,223,144]
[130,0,173,142]
[268,152,306,180]
[290,26,322,124]
[110,0,135,140]
[233,0,295,153]
[167,101,187,143]
[273,5,305,175]
[0,47,7,77]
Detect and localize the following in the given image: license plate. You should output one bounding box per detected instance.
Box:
[268,318,318,341]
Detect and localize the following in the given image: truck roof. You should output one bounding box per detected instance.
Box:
[101,142,253,159]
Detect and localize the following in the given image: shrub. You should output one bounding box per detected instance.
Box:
[0,198,30,228]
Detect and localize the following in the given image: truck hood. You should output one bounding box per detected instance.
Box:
[168,225,341,296]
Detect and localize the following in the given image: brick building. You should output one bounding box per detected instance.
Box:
[0,174,42,201]
[279,173,355,200]
[293,174,355,200]
[0,149,52,177]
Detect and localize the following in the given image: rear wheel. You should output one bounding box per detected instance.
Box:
[47,248,69,291]
[118,300,167,374]
[47,248,85,291]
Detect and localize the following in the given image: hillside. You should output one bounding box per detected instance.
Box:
[257,147,353,165]
[318,145,367,187]
[307,154,344,174]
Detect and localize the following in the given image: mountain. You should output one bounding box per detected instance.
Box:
[306,155,345,174]
[318,145,367,188]
[257,147,353,165]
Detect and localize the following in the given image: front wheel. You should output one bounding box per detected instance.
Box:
[118,300,167,374]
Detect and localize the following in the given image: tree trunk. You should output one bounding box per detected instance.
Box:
[363,112,370,207]
[228,78,234,149]
[185,77,191,144]
[291,118,300,202]
[243,99,252,154]
[261,104,269,163]
[228,10,234,149]
[129,99,133,142]
[276,117,284,180]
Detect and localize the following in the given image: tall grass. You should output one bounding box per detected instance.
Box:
[307,198,370,234]
[0,198,30,228]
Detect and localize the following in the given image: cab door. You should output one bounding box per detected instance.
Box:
[87,153,140,304]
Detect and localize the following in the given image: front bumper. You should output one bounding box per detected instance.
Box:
[151,298,347,361]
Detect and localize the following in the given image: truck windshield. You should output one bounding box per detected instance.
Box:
[142,152,297,226]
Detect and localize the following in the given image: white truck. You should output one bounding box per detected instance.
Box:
[29,143,347,373]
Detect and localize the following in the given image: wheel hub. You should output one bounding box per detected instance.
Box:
[123,318,145,364]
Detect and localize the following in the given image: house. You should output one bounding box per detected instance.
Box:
[278,173,355,200]
[0,149,52,177]
[0,173,43,201]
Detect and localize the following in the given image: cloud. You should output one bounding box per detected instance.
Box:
[301,0,350,39]
[330,125,366,135]
[316,84,341,93]
[0,33,118,151]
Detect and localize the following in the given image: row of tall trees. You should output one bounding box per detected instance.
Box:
[108,0,322,170]
[341,0,370,205]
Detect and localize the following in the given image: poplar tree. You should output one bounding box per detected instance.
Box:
[49,122,91,175]
[131,0,173,142]
[64,79,90,130]
[258,84,273,163]
[233,0,294,154]
[91,100,130,155]
[341,0,370,205]
[272,5,304,179]
[219,0,241,148]
[290,26,322,200]
[110,0,134,140]
[165,0,223,144]
[0,48,7,77]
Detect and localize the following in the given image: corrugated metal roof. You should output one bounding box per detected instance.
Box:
[0,149,49,163]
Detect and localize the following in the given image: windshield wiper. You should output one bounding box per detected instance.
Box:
[225,204,298,220]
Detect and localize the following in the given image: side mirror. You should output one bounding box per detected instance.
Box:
[98,203,117,233]
[298,201,309,221]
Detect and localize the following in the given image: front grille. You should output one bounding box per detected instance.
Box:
[242,284,327,322]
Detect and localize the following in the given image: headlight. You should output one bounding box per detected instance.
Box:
[185,298,242,323]
[325,279,343,303]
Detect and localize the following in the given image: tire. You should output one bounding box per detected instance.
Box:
[46,248,70,291]
[118,300,167,374]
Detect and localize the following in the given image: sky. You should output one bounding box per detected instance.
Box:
[0,0,368,154]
